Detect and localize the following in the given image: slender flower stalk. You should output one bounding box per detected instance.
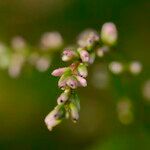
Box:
[45,22,118,131]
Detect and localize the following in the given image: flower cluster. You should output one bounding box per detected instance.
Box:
[45,22,118,131]
[0,32,63,78]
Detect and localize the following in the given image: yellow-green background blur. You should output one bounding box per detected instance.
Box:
[0,0,150,149]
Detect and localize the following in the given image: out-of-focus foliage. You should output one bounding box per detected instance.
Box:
[0,0,150,150]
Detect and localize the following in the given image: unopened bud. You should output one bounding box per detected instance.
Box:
[57,89,70,105]
[78,49,90,63]
[46,118,61,131]
[77,63,88,78]
[44,105,64,131]
[69,102,79,123]
[58,76,67,89]
[101,22,117,46]
[66,76,78,89]
[58,69,71,89]
[52,67,67,76]
[62,49,78,61]
[76,76,87,87]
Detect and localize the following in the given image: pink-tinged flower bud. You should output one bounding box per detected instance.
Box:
[78,49,90,63]
[51,67,67,76]
[69,102,79,123]
[77,29,99,48]
[58,76,68,89]
[101,22,117,46]
[44,105,64,131]
[58,80,67,89]
[77,63,88,78]
[57,89,70,105]
[62,49,78,61]
[45,117,61,131]
[89,53,95,64]
[58,69,71,89]
[66,76,78,89]
[76,76,87,87]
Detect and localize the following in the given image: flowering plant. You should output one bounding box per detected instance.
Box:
[45,22,119,131]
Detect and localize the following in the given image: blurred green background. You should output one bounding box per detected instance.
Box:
[0,0,150,149]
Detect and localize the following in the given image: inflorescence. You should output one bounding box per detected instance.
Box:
[0,22,144,130]
[45,22,119,131]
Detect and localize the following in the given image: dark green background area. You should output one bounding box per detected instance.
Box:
[0,0,150,149]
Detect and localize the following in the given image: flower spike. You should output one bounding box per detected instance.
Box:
[45,23,118,131]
